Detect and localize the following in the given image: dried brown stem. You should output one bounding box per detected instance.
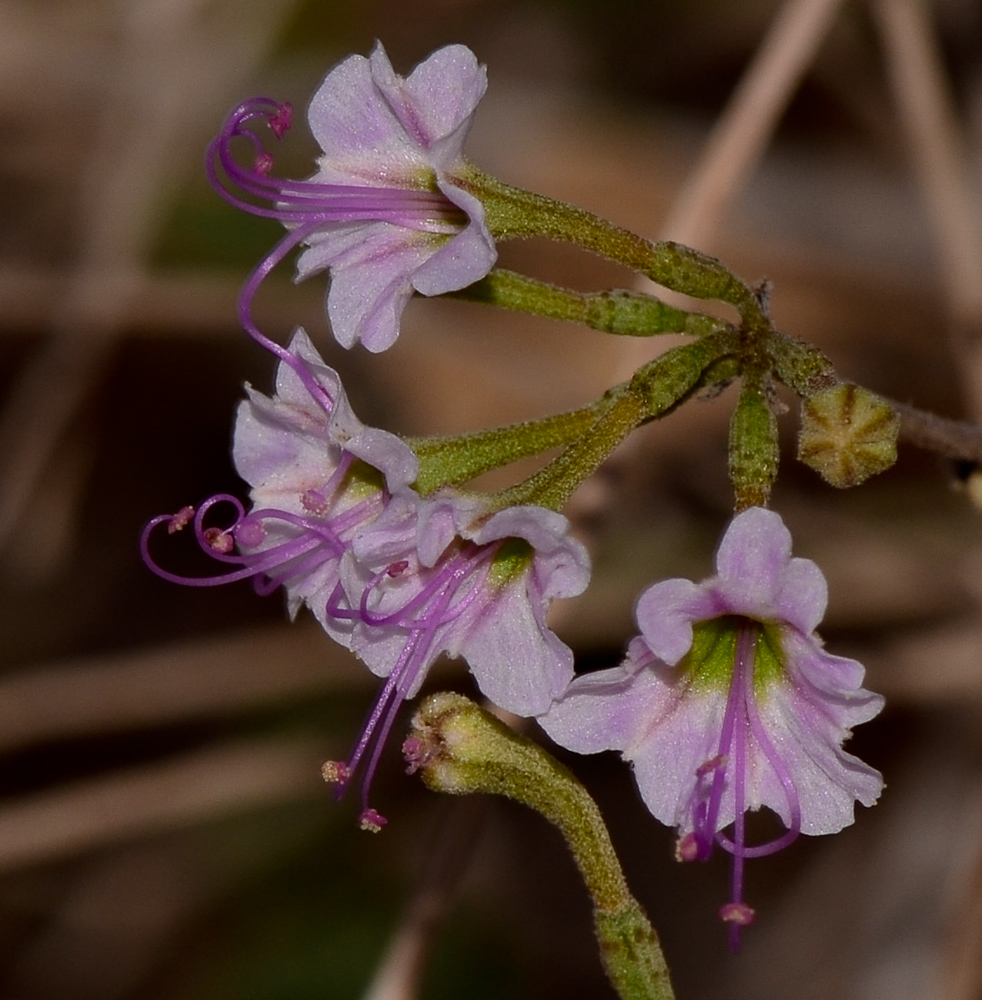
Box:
[871,0,982,416]
[0,737,326,873]
[0,624,367,754]
[361,800,487,1000]
[660,0,845,248]
[891,399,982,464]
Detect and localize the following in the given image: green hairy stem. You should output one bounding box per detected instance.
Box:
[460,166,766,328]
[409,404,605,496]
[452,269,730,338]
[407,693,675,1000]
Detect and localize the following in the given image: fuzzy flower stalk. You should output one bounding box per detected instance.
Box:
[207,43,496,354]
[143,331,589,830]
[540,507,884,950]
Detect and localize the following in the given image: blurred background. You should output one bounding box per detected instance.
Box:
[2,0,982,997]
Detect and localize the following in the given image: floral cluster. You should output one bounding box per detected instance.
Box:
[145,39,886,953]
[143,329,589,829]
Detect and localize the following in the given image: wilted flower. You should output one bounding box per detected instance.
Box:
[208,42,496,353]
[539,506,884,949]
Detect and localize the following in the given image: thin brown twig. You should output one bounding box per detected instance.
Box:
[0,624,367,754]
[870,0,982,417]
[890,398,982,465]
[0,736,327,873]
[659,0,845,249]
[361,799,488,1000]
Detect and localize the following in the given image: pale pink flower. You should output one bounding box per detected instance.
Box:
[208,43,495,353]
[540,507,884,948]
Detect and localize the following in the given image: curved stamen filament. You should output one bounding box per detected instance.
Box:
[208,100,457,221]
[725,623,753,952]
[324,540,504,824]
[206,96,468,388]
[353,626,436,809]
[324,542,495,632]
[234,221,337,410]
[684,620,805,950]
[335,618,443,823]
[358,544,492,627]
[691,640,743,859]
[714,625,802,860]
[141,487,384,593]
[716,670,802,859]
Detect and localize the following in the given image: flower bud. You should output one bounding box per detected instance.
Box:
[404,692,631,911]
[728,377,779,510]
[405,693,675,998]
[798,384,899,488]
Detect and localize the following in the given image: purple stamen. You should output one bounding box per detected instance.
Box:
[725,624,753,953]
[331,630,429,822]
[719,902,755,929]
[302,489,329,515]
[681,619,804,952]
[359,808,387,833]
[323,538,504,825]
[205,97,466,378]
[268,101,292,139]
[321,760,351,785]
[167,505,194,533]
[141,482,383,596]
[356,544,494,629]
[235,518,267,548]
[203,526,234,553]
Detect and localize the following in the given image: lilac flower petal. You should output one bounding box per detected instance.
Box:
[307,51,427,183]
[344,427,419,491]
[234,329,418,491]
[628,684,727,829]
[714,507,792,610]
[470,505,591,596]
[411,185,496,295]
[756,688,883,834]
[372,43,487,153]
[469,503,565,548]
[537,658,650,754]
[298,226,437,352]
[458,581,575,715]
[233,391,334,504]
[781,632,885,725]
[294,194,493,352]
[348,495,420,566]
[412,492,490,568]
[773,555,827,634]
[634,578,718,665]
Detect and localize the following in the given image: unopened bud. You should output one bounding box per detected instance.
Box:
[728,377,779,510]
[406,694,673,998]
[405,693,631,913]
[798,384,899,488]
